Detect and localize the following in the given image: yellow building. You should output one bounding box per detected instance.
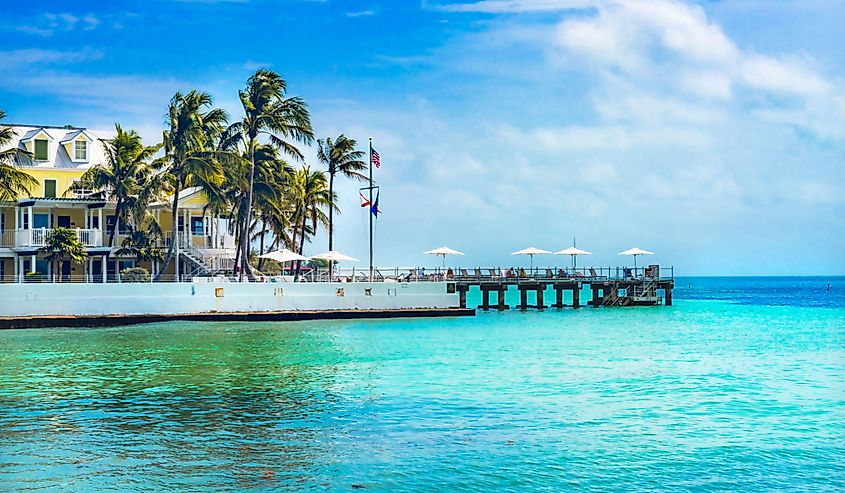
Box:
[0,124,235,283]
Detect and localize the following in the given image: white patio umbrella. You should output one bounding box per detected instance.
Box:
[258,248,308,263]
[511,247,551,271]
[311,250,358,281]
[258,249,308,276]
[618,247,654,268]
[424,246,464,268]
[310,250,359,262]
[554,246,592,268]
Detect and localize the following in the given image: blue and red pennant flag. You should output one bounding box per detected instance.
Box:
[371,191,380,218]
[359,192,370,208]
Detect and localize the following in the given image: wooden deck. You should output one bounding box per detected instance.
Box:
[455,278,674,310]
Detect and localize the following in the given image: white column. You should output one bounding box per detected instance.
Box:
[18,256,23,282]
[98,208,103,234]
[28,206,33,230]
[175,209,181,282]
[30,255,35,277]
[14,255,19,282]
[101,256,106,283]
[13,206,18,230]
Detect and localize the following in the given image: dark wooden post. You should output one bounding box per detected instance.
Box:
[554,286,564,308]
[458,286,467,309]
[665,286,673,306]
[591,286,601,307]
[479,286,491,310]
[572,285,580,308]
[498,286,508,310]
[536,285,545,309]
[519,286,528,310]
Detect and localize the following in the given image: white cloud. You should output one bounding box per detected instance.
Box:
[347,10,376,17]
[431,0,607,13]
[677,70,733,100]
[17,12,101,36]
[739,54,832,96]
[553,0,844,138]
[0,48,103,68]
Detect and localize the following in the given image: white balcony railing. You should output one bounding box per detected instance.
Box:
[9,228,103,248]
[0,230,14,248]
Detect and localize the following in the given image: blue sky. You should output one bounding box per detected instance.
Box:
[1,0,843,275]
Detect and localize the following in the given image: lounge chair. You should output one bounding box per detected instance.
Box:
[487,268,500,280]
[545,268,555,279]
[588,268,606,280]
[459,269,471,280]
[474,268,484,280]
[623,267,634,279]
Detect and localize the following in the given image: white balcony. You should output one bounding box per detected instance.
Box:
[4,228,103,248]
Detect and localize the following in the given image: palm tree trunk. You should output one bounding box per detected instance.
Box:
[154,175,182,281]
[328,170,334,252]
[294,213,307,280]
[328,171,334,281]
[108,198,122,248]
[240,139,257,282]
[232,226,241,277]
[257,219,267,271]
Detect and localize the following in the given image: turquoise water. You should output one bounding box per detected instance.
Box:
[1,277,844,491]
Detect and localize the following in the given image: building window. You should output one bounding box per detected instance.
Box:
[34,139,48,161]
[33,214,50,229]
[70,180,94,198]
[191,217,204,236]
[106,215,131,235]
[44,179,57,198]
[74,140,88,160]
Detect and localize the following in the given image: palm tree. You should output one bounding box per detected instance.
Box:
[0,109,37,201]
[115,228,163,265]
[155,90,228,281]
[289,166,335,279]
[221,69,313,281]
[73,124,161,247]
[38,227,88,282]
[316,135,366,252]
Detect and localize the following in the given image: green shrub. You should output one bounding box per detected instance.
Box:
[121,267,150,283]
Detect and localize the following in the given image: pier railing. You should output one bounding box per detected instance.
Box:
[0,266,672,284]
[300,265,673,283]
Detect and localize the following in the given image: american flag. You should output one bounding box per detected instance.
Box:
[371,148,381,168]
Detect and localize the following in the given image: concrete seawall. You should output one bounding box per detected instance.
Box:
[0,281,470,328]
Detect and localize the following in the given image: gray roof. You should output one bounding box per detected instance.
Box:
[2,124,116,170]
[59,129,95,144]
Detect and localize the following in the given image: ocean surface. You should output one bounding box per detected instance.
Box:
[1,276,843,492]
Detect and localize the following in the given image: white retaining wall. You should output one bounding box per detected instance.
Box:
[0,282,459,317]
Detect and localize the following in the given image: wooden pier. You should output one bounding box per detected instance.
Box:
[454,267,674,310]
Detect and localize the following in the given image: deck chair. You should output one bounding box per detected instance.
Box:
[474,268,484,280]
[588,267,606,280]
[487,268,500,280]
[545,268,555,279]
[459,269,471,280]
[623,267,634,279]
